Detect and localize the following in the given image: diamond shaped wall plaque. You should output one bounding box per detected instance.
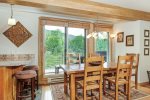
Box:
[3,21,32,47]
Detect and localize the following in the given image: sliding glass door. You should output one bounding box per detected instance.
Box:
[44,25,86,75]
[44,25,65,74]
[95,32,109,62]
[68,27,86,59]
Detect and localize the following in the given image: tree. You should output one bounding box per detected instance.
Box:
[45,30,64,55]
[69,35,84,55]
[96,38,108,51]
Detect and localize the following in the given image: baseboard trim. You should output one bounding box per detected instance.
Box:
[131,81,149,86]
[139,82,149,86]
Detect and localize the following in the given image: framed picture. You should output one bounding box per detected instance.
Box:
[144,30,149,37]
[126,35,134,46]
[144,39,149,46]
[117,32,124,42]
[144,48,149,55]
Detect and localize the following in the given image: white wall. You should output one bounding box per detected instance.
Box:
[0,5,41,64]
[113,20,150,83]
[139,21,150,83]
[113,21,141,60]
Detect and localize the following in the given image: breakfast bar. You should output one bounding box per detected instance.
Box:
[0,61,35,100]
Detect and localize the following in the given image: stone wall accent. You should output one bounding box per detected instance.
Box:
[0,54,35,61]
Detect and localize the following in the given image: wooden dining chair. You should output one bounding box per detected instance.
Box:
[67,53,81,66]
[66,53,83,90]
[126,53,139,89]
[103,55,133,100]
[88,53,100,57]
[75,56,104,100]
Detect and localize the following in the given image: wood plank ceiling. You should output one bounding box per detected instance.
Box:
[1,0,150,23]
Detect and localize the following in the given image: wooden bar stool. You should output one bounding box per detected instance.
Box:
[15,70,37,100]
[23,65,39,90]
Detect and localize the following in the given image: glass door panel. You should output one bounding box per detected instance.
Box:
[96,32,109,62]
[68,27,86,63]
[44,25,65,74]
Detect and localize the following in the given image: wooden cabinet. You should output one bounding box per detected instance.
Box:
[0,66,23,100]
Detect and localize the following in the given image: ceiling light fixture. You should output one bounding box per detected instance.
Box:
[8,4,16,26]
[110,34,116,39]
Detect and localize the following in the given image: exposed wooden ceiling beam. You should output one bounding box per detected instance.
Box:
[1,0,150,21]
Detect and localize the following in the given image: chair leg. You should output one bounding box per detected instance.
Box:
[135,75,138,89]
[31,78,35,100]
[127,83,131,100]
[103,79,106,95]
[83,89,86,100]
[115,85,118,100]
[16,80,19,100]
[99,84,102,100]
[36,71,39,90]
[64,73,68,94]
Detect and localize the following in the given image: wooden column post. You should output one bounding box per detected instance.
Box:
[87,23,95,55]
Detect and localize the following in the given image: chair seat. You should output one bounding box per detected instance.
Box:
[23,65,39,71]
[104,77,128,85]
[75,73,84,78]
[15,70,37,79]
[76,80,99,90]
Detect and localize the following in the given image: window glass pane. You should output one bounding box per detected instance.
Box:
[96,32,109,61]
[44,25,65,73]
[68,27,85,59]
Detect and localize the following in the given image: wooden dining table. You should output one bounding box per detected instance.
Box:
[60,62,117,100]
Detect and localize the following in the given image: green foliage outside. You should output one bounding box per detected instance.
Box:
[68,36,84,56]
[96,38,108,51]
[45,30,64,55]
[45,30,84,69]
[45,29,108,69]
[45,30,64,69]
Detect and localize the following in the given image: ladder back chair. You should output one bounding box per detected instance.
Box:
[103,55,133,100]
[88,53,100,57]
[67,53,81,66]
[66,53,83,91]
[126,53,139,89]
[76,56,104,100]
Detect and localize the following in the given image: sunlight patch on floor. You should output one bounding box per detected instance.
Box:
[42,86,54,100]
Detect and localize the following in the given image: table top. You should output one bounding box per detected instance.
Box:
[60,62,117,74]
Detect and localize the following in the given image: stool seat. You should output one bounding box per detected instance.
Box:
[15,70,37,79]
[23,65,39,71]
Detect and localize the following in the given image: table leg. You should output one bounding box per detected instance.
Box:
[64,72,68,94]
[70,74,75,100]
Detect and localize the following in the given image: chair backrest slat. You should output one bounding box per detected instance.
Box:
[116,55,133,81]
[88,53,100,57]
[86,76,101,82]
[126,53,139,68]
[85,66,103,72]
